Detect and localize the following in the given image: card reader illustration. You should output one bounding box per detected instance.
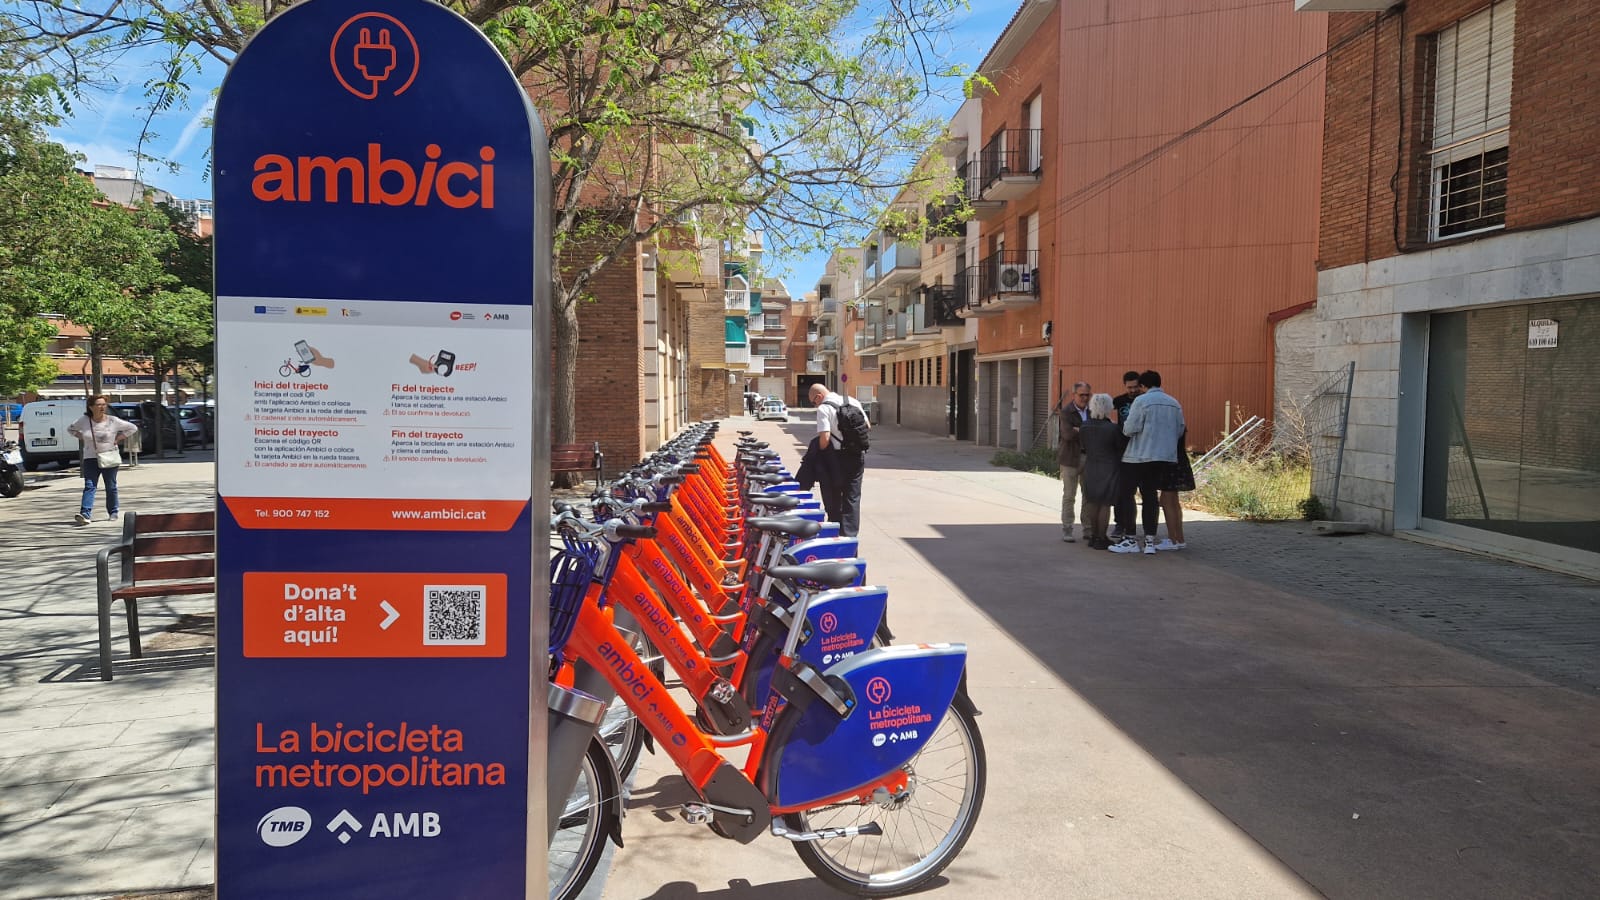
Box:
[409,350,459,377]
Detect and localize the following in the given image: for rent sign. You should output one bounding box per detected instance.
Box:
[213,0,550,894]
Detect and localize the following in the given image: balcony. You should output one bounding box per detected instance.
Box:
[817,334,841,357]
[971,249,1040,312]
[746,356,765,376]
[977,129,1042,202]
[861,241,922,298]
[924,199,965,239]
[815,298,841,326]
[805,328,819,344]
[925,282,967,328]
[725,344,751,368]
[856,309,887,359]
[958,159,1005,221]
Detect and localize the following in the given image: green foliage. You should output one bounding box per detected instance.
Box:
[1190,456,1312,521]
[990,446,1059,478]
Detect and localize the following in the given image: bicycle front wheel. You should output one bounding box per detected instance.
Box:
[787,700,986,897]
[548,735,618,900]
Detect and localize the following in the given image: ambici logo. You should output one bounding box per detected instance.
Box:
[819,612,838,634]
[258,806,313,846]
[251,144,497,209]
[864,676,892,705]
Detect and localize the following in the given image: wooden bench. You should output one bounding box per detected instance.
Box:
[95,510,215,681]
[552,441,604,491]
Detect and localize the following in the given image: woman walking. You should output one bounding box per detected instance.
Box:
[66,395,138,525]
[1077,394,1125,550]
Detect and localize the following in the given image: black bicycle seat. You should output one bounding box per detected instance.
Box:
[746,517,822,539]
[746,472,787,485]
[747,492,801,510]
[765,562,859,590]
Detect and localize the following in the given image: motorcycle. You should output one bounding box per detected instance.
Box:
[1,439,23,498]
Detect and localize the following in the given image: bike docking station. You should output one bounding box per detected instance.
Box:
[212,0,553,894]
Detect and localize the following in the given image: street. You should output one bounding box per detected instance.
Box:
[1,425,1598,899]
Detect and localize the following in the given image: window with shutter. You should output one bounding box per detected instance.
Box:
[1427,0,1515,241]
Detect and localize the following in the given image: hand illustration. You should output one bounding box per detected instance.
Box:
[409,353,435,375]
[308,345,336,369]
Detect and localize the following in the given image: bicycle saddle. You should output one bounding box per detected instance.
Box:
[765,562,860,590]
[747,492,801,510]
[746,472,787,485]
[746,517,822,539]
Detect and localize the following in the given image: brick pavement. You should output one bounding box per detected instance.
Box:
[1179,520,1600,693]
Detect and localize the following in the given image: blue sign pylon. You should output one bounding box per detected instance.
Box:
[212,0,551,894]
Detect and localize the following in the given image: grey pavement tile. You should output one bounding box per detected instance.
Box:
[114,717,214,749]
[0,778,74,824]
[104,798,213,852]
[51,765,213,817]
[0,720,131,758]
[63,694,214,727]
[0,808,135,878]
[0,702,89,731]
[0,740,187,788]
[0,842,200,900]
[171,738,214,771]
[183,837,215,888]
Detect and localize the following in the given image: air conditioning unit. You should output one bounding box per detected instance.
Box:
[997,263,1032,293]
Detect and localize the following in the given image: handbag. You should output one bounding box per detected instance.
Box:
[88,419,121,469]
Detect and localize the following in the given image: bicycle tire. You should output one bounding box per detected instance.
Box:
[786,700,986,897]
[548,735,618,900]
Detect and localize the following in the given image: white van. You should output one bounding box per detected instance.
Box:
[19,399,85,470]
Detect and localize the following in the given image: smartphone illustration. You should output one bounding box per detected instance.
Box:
[434,350,457,378]
[294,340,314,363]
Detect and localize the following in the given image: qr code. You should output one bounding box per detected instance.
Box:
[423,584,486,646]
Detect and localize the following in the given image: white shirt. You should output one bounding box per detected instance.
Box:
[813,391,864,450]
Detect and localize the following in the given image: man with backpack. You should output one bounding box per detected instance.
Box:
[808,382,871,537]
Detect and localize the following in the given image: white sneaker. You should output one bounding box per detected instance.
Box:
[73,513,89,525]
[1153,539,1186,552]
[1108,538,1142,554]
[1143,539,1157,555]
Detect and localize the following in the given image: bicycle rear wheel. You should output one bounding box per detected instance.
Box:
[548,735,618,900]
[786,701,985,897]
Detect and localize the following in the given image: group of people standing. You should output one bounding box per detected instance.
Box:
[1057,370,1192,553]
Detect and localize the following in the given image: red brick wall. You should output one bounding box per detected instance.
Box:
[1319,0,1600,270]
[566,241,644,469]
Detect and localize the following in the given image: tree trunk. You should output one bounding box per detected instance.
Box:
[90,333,104,396]
[551,296,581,489]
[152,359,166,457]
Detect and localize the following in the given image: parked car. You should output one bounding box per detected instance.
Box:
[757,399,789,422]
[1,402,21,423]
[110,402,182,451]
[17,399,84,470]
[178,403,213,447]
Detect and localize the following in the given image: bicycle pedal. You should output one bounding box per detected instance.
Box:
[680,803,712,825]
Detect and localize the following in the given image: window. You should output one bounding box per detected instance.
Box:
[818,284,832,300]
[880,364,887,384]
[936,356,943,387]
[1426,0,1515,241]
[764,313,781,329]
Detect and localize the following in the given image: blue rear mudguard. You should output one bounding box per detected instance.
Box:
[758,643,968,811]
[741,582,884,709]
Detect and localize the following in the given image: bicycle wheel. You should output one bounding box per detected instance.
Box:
[786,701,986,897]
[548,735,618,900]
[597,701,644,780]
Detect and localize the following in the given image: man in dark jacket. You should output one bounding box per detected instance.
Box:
[1056,381,1091,541]
[1110,370,1143,541]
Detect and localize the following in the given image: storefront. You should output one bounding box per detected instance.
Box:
[1421,298,1599,555]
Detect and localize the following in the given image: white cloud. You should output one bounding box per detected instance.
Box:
[55,139,139,172]
[169,96,216,159]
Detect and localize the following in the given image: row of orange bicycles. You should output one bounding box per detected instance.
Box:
[545,422,985,898]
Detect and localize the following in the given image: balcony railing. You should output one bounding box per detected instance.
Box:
[976,249,1040,305]
[925,199,964,238]
[815,298,841,321]
[818,334,840,355]
[724,289,749,313]
[978,129,1042,195]
[725,344,752,367]
[925,281,966,326]
[806,329,819,344]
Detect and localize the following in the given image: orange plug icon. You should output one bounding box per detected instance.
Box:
[352,27,397,99]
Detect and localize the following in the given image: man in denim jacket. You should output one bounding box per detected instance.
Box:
[1112,371,1185,554]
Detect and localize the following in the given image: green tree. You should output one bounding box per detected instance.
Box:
[5,0,968,450]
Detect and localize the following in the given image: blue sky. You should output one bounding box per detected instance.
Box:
[44,0,1018,289]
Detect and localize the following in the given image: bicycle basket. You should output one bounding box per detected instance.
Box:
[548,534,600,656]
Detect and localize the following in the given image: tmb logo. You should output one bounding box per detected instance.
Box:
[331,13,420,100]
[257,806,313,847]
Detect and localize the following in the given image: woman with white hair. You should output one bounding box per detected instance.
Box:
[1076,393,1125,549]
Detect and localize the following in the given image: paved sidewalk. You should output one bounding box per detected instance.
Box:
[601,419,1599,900]
[0,454,216,900]
[4,423,1597,899]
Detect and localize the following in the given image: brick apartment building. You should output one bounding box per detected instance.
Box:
[1301,0,1598,571]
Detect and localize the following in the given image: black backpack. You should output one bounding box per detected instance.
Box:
[823,399,871,452]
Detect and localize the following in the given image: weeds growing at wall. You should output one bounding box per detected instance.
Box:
[1189,456,1312,520]
[990,446,1059,478]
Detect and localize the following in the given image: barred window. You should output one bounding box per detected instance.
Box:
[1426,0,1515,241]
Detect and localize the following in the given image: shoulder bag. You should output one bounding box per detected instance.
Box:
[88,419,122,469]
